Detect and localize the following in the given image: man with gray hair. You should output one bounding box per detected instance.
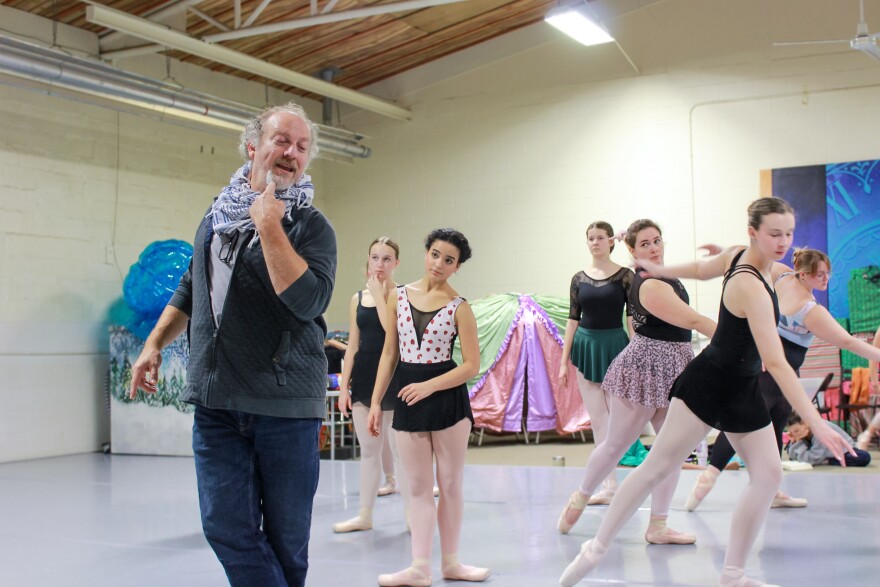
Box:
[130,102,337,587]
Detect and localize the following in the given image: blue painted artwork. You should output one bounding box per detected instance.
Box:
[771,165,828,308]
[772,159,880,322]
[825,160,880,319]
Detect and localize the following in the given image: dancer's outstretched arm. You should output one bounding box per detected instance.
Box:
[637,245,744,281]
[804,306,880,364]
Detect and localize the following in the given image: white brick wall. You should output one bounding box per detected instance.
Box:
[0,8,325,463]
[0,83,327,463]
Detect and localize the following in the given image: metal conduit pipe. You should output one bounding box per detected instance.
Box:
[0,36,371,159]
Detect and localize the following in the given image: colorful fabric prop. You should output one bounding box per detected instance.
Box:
[455,294,590,435]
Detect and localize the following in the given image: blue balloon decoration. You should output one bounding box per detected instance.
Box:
[127,313,162,342]
[121,240,193,340]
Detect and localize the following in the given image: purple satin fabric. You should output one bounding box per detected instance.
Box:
[470,296,590,434]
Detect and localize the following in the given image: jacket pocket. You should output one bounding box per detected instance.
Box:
[272,331,291,386]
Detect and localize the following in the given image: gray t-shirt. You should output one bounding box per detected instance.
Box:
[208,232,246,326]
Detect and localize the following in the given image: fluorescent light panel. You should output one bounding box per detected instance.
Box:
[545,4,614,47]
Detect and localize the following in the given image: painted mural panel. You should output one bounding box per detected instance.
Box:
[770,159,880,322]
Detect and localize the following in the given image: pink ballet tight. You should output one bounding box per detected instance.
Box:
[578,395,680,518]
[575,374,611,446]
[574,373,617,488]
[352,405,410,515]
[381,422,395,478]
[396,418,472,562]
[593,399,781,575]
[721,424,783,569]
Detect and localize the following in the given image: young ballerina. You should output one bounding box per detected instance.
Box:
[367,228,489,587]
[559,197,854,587]
[687,249,880,511]
[557,219,716,543]
[334,237,410,533]
[558,221,635,505]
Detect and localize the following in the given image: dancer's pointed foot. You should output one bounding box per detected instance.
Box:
[557,490,589,534]
[333,515,372,533]
[856,430,873,451]
[587,478,617,506]
[378,562,432,587]
[378,475,397,497]
[685,468,719,511]
[770,490,807,508]
[718,565,781,587]
[559,538,607,587]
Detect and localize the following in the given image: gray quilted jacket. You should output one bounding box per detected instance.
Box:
[168,204,337,419]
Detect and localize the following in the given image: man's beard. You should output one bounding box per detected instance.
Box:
[266,169,295,191]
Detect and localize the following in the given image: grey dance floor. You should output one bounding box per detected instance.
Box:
[0,453,877,586]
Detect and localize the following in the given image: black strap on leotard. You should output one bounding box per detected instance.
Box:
[722,249,778,319]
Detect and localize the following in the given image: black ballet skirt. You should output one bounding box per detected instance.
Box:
[350,350,399,411]
[349,292,398,411]
[669,252,779,433]
[392,360,474,432]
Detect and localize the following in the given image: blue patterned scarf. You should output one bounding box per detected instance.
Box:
[208,162,314,244]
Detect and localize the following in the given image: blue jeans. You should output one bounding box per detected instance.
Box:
[827,448,872,467]
[193,405,321,587]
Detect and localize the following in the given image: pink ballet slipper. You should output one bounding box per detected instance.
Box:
[332,515,372,533]
[558,538,607,587]
[557,490,589,534]
[770,491,807,508]
[645,524,697,544]
[377,475,397,497]
[685,469,718,512]
[587,478,616,506]
[718,566,780,587]
[378,565,432,587]
[443,562,490,583]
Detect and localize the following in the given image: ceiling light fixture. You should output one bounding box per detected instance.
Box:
[544,2,614,47]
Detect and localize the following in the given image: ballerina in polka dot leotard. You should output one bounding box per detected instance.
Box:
[368,228,488,587]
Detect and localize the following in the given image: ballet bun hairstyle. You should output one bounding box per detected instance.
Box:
[425,228,472,264]
[587,221,616,252]
[624,219,662,250]
[792,248,831,276]
[364,236,400,275]
[747,197,794,230]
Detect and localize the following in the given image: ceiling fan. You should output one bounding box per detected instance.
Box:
[774,0,880,60]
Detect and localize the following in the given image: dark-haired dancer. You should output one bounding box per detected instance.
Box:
[368,229,489,586]
[557,219,715,544]
[558,221,634,505]
[687,248,880,511]
[333,237,410,533]
[560,198,853,587]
